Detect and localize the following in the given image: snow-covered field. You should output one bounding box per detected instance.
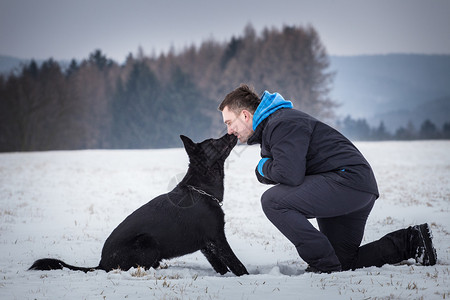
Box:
[1,140,449,300]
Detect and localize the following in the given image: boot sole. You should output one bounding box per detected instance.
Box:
[417,223,437,266]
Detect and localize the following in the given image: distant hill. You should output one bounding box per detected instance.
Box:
[372,96,450,131]
[328,54,450,131]
[2,53,449,132]
[0,55,29,75]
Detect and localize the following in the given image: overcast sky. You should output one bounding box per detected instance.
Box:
[1,0,449,63]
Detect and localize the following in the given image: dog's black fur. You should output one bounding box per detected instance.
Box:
[29,134,248,276]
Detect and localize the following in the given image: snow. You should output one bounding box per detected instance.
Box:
[1,141,449,299]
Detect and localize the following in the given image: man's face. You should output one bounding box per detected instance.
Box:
[221,106,254,143]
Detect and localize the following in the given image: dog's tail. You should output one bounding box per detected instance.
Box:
[29,258,101,273]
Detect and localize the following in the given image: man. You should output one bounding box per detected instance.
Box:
[219,84,437,273]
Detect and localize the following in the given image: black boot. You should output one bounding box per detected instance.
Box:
[409,223,437,266]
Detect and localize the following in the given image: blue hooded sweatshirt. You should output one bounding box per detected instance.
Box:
[248,91,379,197]
[252,91,293,131]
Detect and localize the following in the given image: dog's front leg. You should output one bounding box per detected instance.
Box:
[210,235,249,276]
[201,243,229,275]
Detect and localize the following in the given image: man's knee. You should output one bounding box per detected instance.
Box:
[260,187,280,215]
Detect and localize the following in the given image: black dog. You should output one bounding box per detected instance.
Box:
[29,134,248,276]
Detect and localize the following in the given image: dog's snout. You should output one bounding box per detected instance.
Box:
[228,134,238,146]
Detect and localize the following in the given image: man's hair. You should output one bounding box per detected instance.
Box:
[218,84,261,114]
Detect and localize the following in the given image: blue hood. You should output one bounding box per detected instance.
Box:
[252,91,293,130]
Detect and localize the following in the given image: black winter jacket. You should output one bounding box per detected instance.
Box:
[247,93,379,197]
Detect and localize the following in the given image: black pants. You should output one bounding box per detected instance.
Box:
[261,174,412,271]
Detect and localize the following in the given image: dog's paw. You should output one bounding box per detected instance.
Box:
[232,264,249,276]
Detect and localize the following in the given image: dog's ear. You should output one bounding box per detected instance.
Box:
[180,135,196,154]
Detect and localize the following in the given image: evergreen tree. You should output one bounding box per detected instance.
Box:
[27,60,39,78]
[339,116,371,141]
[221,36,243,69]
[161,66,213,147]
[442,122,450,139]
[372,121,391,140]
[66,59,79,77]
[89,49,113,70]
[419,119,440,139]
[395,121,416,140]
[111,62,161,148]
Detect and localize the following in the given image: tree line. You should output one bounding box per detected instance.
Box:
[1,24,448,152]
[338,116,450,141]
[0,24,335,151]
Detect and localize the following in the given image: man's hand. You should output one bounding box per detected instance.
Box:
[255,157,277,185]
